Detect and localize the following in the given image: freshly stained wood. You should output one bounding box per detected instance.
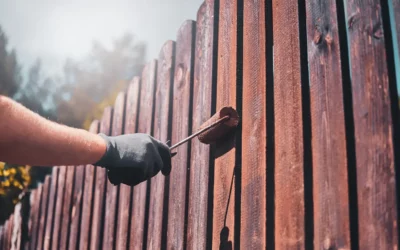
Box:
[103,92,126,250]
[131,61,157,250]
[79,120,100,250]
[345,1,398,248]
[187,1,216,249]
[167,20,195,250]
[43,168,59,250]
[36,176,51,250]
[213,0,238,248]
[241,0,267,249]
[273,0,305,249]
[147,41,175,250]
[90,107,113,250]
[305,0,350,249]
[116,78,140,250]
[51,167,66,250]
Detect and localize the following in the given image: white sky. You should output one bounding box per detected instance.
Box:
[0,0,203,76]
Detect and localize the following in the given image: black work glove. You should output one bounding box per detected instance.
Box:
[94,133,172,186]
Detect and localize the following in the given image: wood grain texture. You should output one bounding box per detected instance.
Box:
[305,0,350,249]
[36,176,51,250]
[147,40,175,250]
[130,60,157,250]
[51,167,66,250]
[241,0,267,249]
[3,221,8,250]
[43,168,59,250]
[187,1,215,249]
[79,120,100,250]
[29,185,42,250]
[272,0,305,249]
[167,20,195,250]
[27,189,39,250]
[103,92,126,250]
[116,78,140,250]
[68,163,85,250]
[90,107,113,250]
[59,166,75,250]
[345,1,398,249]
[212,0,237,248]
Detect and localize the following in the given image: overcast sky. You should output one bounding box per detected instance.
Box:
[0,0,203,76]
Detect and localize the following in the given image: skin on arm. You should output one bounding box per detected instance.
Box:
[0,95,106,166]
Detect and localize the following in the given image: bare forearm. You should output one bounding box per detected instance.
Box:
[0,96,106,166]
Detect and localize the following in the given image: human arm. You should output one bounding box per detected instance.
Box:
[0,95,171,186]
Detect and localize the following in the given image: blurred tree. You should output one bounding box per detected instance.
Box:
[0,26,22,97]
[56,33,146,128]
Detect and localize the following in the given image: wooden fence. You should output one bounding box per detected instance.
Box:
[1,0,400,249]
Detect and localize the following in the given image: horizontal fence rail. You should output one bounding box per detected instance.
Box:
[1,0,400,249]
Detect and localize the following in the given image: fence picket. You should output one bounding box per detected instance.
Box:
[147,40,175,250]
[79,120,100,249]
[187,1,216,249]
[29,184,43,250]
[90,107,113,250]
[345,1,398,249]
[51,167,66,250]
[43,168,59,250]
[131,60,157,250]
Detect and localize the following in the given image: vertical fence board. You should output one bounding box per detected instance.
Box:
[147,41,175,250]
[59,166,75,249]
[241,0,267,249]
[103,92,126,250]
[305,0,350,249]
[36,176,51,250]
[27,189,37,250]
[5,218,11,250]
[79,120,100,249]
[43,168,59,249]
[167,20,195,250]
[29,184,43,250]
[69,165,86,249]
[131,60,157,250]
[51,167,66,250]
[116,78,140,250]
[272,0,305,249]
[187,1,216,249]
[212,0,238,248]
[90,107,113,250]
[345,1,398,249]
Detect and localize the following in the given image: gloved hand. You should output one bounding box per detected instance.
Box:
[94,133,172,186]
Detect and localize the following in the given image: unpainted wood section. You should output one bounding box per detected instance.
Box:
[51,167,66,250]
[187,1,215,249]
[272,0,305,249]
[43,168,59,250]
[79,120,100,250]
[29,185,43,250]
[212,0,237,249]
[116,78,140,250]
[36,176,51,250]
[5,217,12,250]
[167,20,195,250]
[147,41,175,250]
[345,1,398,249]
[90,107,113,250]
[241,0,267,249]
[102,92,125,250]
[305,0,350,249]
[130,60,157,250]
